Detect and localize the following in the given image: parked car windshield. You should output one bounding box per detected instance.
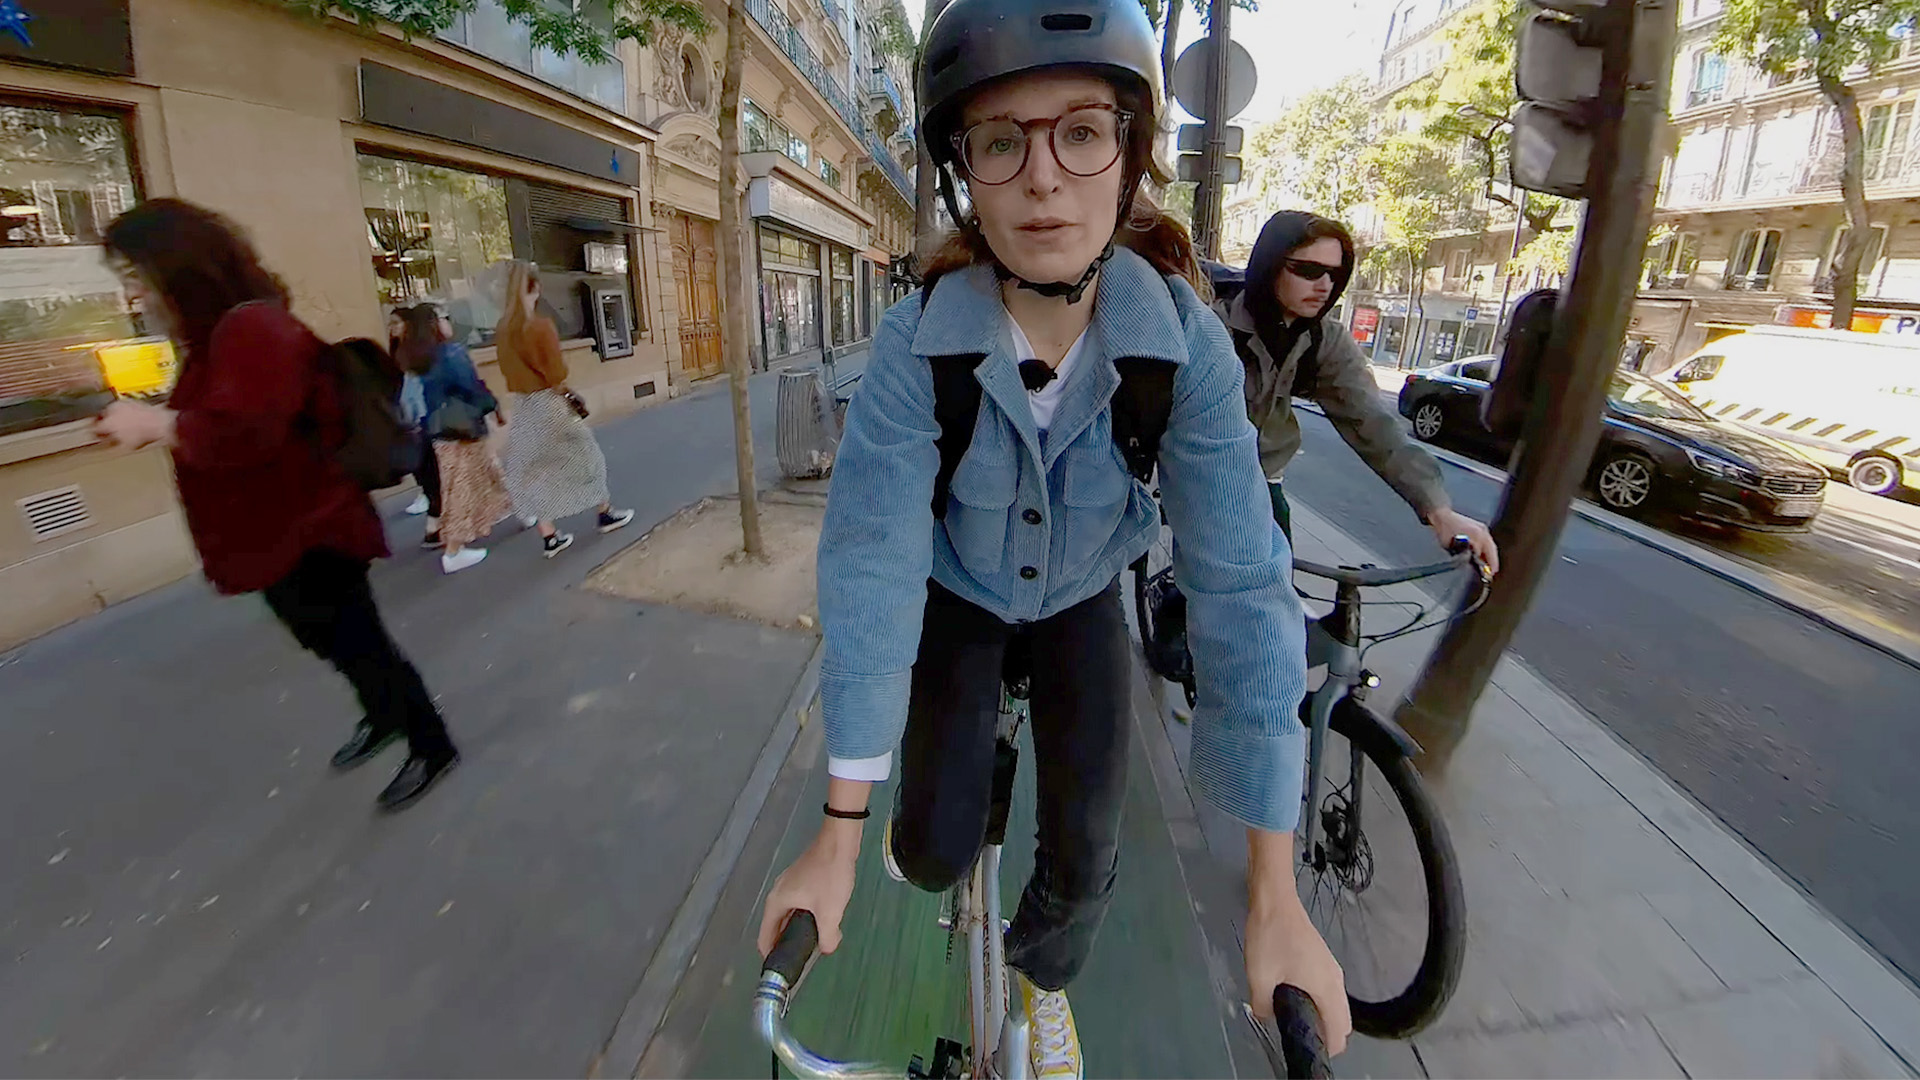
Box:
[1609,374,1714,422]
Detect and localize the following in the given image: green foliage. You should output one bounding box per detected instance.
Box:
[1712,0,1920,82]
[1509,226,1573,279]
[873,4,916,63]
[1246,75,1373,218]
[1358,133,1461,287]
[1162,181,1197,229]
[276,0,712,62]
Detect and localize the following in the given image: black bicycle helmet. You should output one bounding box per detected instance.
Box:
[916,0,1168,302]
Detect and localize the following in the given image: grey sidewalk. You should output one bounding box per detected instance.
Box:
[1151,499,1920,1079]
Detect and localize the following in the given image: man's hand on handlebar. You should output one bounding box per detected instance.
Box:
[1426,507,1500,576]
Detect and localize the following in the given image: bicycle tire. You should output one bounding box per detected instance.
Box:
[1299,713,1464,1038]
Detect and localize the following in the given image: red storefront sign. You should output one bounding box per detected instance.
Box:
[1351,306,1381,344]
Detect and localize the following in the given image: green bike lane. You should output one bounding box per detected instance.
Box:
[644,675,1257,1079]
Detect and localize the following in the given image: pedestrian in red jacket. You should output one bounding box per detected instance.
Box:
[93,198,459,811]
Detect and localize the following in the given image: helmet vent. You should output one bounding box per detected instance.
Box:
[1040,12,1096,31]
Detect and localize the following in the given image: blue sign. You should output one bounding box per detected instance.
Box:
[0,0,33,48]
[1463,307,1480,323]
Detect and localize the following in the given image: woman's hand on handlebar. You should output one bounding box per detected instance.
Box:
[1246,830,1352,1057]
[757,787,868,958]
[1427,507,1500,576]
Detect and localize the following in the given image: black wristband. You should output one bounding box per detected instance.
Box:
[823,803,871,821]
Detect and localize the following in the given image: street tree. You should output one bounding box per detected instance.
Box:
[1359,132,1464,365]
[716,1,764,557]
[278,0,709,60]
[1246,74,1374,219]
[1713,0,1920,328]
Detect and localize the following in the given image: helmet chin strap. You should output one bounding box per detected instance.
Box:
[939,165,1144,307]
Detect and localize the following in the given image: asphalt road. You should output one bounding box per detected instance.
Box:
[1282,406,1920,988]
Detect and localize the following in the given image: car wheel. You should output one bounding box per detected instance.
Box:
[1412,401,1446,442]
[1595,452,1657,515]
[1847,454,1902,496]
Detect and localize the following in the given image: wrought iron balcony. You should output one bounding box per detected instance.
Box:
[867,131,915,204]
[869,67,905,118]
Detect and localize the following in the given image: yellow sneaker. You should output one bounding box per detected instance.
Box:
[1019,971,1082,1078]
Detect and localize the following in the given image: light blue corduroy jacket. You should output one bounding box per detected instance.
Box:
[816,246,1309,832]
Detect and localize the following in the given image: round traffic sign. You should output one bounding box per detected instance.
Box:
[1171,38,1257,121]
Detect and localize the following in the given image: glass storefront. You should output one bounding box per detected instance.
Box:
[829,248,855,347]
[0,101,147,437]
[759,228,821,359]
[358,153,515,345]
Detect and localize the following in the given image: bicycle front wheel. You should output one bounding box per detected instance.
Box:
[1297,709,1464,1038]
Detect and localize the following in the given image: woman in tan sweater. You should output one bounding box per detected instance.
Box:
[494,261,633,557]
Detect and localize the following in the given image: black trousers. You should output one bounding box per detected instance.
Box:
[893,578,1131,991]
[415,438,443,518]
[261,549,454,757]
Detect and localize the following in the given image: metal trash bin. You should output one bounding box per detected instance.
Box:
[776,366,842,479]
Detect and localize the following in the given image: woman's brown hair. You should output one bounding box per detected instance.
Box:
[396,304,448,376]
[919,75,1206,300]
[103,198,290,361]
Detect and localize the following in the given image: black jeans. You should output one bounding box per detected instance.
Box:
[893,578,1131,991]
[261,549,454,757]
[415,438,443,518]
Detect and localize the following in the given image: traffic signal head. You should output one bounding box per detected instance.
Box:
[1510,0,1630,200]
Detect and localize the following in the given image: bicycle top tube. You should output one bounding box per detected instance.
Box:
[1293,547,1475,588]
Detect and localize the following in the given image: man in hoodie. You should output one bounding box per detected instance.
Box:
[1220,211,1500,572]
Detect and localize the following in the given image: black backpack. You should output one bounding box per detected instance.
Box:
[319,337,422,491]
[918,274,1178,519]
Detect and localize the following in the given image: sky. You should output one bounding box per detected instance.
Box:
[903,0,1399,127]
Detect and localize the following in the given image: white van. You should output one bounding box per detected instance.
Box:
[1660,325,1920,496]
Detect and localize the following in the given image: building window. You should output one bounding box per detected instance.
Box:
[358,153,515,346]
[1865,99,1915,183]
[819,157,841,190]
[744,99,812,171]
[1687,50,1728,108]
[452,0,626,114]
[1823,224,1889,291]
[0,102,149,438]
[1646,231,1700,288]
[760,228,821,357]
[1445,249,1469,283]
[829,247,856,346]
[1686,0,1724,20]
[1724,227,1782,290]
[680,44,711,111]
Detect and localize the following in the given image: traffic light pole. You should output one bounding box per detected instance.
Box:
[1191,0,1231,259]
[1396,0,1675,768]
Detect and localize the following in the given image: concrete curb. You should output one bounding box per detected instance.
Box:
[591,635,824,1079]
[1408,426,1920,673]
[1289,499,1920,1074]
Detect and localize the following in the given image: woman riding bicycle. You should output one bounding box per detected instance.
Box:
[757,0,1351,1072]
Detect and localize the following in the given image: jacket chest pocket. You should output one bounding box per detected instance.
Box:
[945,438,1018,575]
[1058,426,1131,564]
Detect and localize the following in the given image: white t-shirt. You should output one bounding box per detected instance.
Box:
[825,313,1093,784]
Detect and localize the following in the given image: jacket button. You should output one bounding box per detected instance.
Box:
[1019,565,1038,580]
[1022,508,1042,525]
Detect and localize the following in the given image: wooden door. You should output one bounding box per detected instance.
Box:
[670,213,724,380]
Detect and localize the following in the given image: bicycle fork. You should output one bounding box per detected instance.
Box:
[1301,583,1368,862]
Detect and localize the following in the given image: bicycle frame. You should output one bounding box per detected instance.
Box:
[1300,583,1366,860]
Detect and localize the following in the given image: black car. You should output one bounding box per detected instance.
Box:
[1396,357,1828,531]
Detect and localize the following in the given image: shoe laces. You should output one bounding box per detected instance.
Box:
[1023,977,1080,1077]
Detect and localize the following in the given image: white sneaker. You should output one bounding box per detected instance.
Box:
[881,812,906,884]
[519,514,539,529]
[405,493,430,515]
[1020,972,1082,1078]
[440,547,487,574]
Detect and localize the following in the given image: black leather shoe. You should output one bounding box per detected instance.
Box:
[331,721,401,770]
[376,748,459,811]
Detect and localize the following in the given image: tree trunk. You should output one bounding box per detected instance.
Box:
[1401,249,1421,370]
[717,3,763,557]
[1818,73,1869,330]
[1159,0,1183,105]
[912,0,955,258]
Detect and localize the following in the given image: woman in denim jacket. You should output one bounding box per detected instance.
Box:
[757,0,1349,1070]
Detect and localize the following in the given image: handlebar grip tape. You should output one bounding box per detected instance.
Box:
[765,910,818,986]
[1273,985,1333,1079]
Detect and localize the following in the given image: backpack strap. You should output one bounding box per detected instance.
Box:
[929,353,987,520]
[1110,357,1177,484]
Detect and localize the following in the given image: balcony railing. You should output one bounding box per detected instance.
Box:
[1662,140,1920,209]
[819,0,846,31]
[741,0,915,206]
[869,67,905,117]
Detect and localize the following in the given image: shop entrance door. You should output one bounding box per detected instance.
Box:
[671,213,724,380]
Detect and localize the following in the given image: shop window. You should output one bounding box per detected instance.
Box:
[830,247,856,347]
[760,228,821,358]
[0,102,147,438]
[358,153,514,346]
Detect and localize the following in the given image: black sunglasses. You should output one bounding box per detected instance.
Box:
[1283,259,1342,282]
